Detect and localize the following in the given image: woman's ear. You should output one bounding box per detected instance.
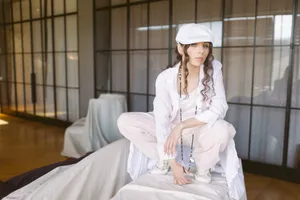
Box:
[177,44,184,55]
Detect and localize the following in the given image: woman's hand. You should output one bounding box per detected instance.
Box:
[170,159,191,185]
[164,123,183,156]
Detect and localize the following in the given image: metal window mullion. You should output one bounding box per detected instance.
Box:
[63,0,69,121]
[40,0,46,117]
[10,0,18,112]
[146,1,149,111]
[127,0,130,111]
[109,1,112,93]
[51,0,57,119]
[168,0,173,66]
[248,0,259,160]
[282,0,298,167]
[20,0,27,113]
[2,0,10,109]
[29,0,37,114]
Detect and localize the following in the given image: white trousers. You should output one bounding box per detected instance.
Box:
[117,112,236,170]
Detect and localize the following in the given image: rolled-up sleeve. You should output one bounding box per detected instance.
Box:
[195,63,228,128]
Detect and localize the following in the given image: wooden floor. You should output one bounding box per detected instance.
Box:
[0,114,299,199]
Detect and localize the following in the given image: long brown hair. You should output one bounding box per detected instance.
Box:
[167,43,215,101]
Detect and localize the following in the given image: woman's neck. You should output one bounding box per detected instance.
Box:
[186,63,200,78]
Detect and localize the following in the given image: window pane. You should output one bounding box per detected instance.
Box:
[197,0,222,22]
[56,87,67,120]
[45,53,54,85]
[225,104,250,159]
[172,0,195,48]
[149,1,169,49]
[31,0,41,19]
[15,54,23,83]
[16,83,24,112]
[55,53,66,87]
[67,53,78,87]
[54,17,65,52]
[292,47,300,108]
[32,21,42,52]
[66,15,77,51]
[250,107,285,165]
[68,89,79,122]
[130,4,147,49]
[24,54,32,84]
[130,51,147,93]
[253,47,290,106]
[36,85,45,117]
[149,50,168,95]
[95,10,110,50]
[224,0,256,18]
[66,0,77,13]
[95,52,110,91]
[13,2,20,22]
[45,86,55,118]
[54,0,64,15]
[111,8,127,49]
[148,95,154,112]
[23,22,31,53]
[14,23,22,53]
[33,53,43,85]
[288,110,300,168]
[95,0,109,9]
[130,94,147,112]
[21,0,30,20]
[223,48,253,104]
[111,0,126,6]
[6,25,13,53]
[112,51,127,92]
[25,85,34,114]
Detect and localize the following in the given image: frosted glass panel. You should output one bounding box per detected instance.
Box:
[223,48,253,104]
[55,53,66,87]
[24,54,32,84]
[149,1,169,48]
[130,94,147,112]
[31,0,41,19]
[33,53,43,85]
[292,46,300,108]
[95,52,110,90]
[149,50,168,95]
[56,87,67,120]
[130,51,147,93]
[197,0,222,22]
[66,0,77,13]
[111,0,126,6]
[45,86,55,118]
[54,0,64,15]
[14,24,22,53]
[66,15,77,51]
[95,10,110,50]
[21,0,30,20]
[148,96,154,112]
[36,86,45,117]
[16,84,24,112]
[288,110,300,168]
[130,4,147,49]
[54,17,65,51]
[225,104,250,159]
[13,2,20,22]
[45,53,54,85]
[253,47,290,106]
[32,21,42,52]
[111,8,127,49]
[23,22,31,53]
[112,51,127,92]
[67,53,78,87]
[15,54,23,83]
[25,85,34,114]
[68,89,79,122]
[250,107,285,165]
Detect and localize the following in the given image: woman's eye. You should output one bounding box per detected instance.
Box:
[203,44,209,48]
[191,43,197,47]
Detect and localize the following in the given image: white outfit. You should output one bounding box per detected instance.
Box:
[118,60,247,200]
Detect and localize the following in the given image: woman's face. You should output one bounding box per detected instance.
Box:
[182,42,210,67]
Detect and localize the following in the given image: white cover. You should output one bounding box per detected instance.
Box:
[3,139,132,200]
[3,138,243,200]
[61,94,127,158]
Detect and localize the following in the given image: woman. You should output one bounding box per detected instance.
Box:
[118,23,245,199]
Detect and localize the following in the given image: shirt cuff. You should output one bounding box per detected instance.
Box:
[195,110,219,128]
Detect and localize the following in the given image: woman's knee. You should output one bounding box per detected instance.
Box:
[212,120,236,144]
[117,112,133,135]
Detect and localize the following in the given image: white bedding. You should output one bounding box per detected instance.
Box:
[111,172,230,200]
[3,138,234,200]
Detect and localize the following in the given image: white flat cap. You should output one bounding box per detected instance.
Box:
[175,23,214,45]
